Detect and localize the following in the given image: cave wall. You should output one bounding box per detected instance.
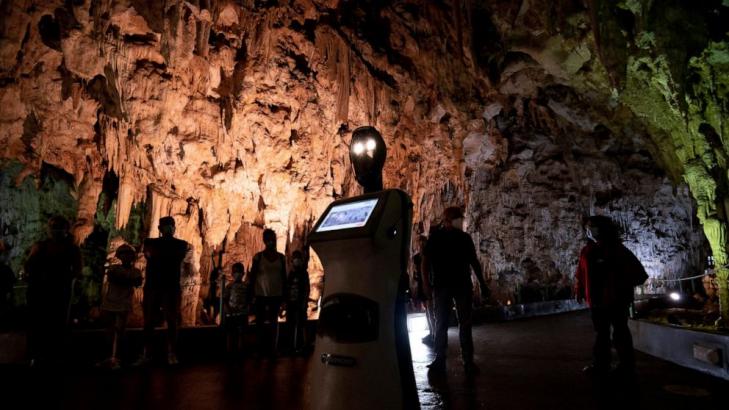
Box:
[0,0,724,323]
[471,0,728,316]
[465,92,706,303]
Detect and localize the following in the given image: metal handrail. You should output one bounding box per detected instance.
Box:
[649,267,729,284]
[651,273,712,283]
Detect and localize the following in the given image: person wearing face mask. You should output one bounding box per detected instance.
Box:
[575,215,647,377]
[421,207,488,375]
[284,250,310,354]
[249,229,287,356]
[24,215,82,367]
[136,216,193,366]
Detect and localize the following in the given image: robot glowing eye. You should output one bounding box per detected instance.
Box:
[365,138,376,151]
[352,142,365,155]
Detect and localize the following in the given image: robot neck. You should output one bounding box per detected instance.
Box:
[360,174,383,193]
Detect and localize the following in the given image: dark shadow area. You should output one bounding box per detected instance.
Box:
[1,303,727,410]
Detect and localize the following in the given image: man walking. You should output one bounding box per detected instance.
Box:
[422,207,488,375]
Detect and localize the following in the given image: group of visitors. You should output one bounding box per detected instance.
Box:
[19,215,310,369]
[411,208,648,380]
[224,229,310,358]
[15,205,648,380]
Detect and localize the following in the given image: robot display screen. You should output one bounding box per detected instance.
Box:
[316,198,379,232]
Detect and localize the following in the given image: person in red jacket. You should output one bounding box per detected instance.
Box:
[575,215,648,376]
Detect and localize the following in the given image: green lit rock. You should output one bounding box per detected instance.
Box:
[0,161,78,274]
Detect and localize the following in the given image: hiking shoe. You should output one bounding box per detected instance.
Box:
[167,353,179,366]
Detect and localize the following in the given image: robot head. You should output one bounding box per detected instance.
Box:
[350,126,386,193]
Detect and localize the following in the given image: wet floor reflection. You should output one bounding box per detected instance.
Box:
[408,312,493,409]
[4,311,726,410]
[408,313,441,408]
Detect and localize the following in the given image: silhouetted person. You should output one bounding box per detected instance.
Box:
[575,215,648,376]
[249,229,286,356]
[412,235,435,346]
[422,207,488,375]
[285,250,310,354]
[204,249,223,324]
[24,216,82,367]
[223,262,250,355]
[137,216,193,366]
[99,244,142,369]
[0,241,15,328]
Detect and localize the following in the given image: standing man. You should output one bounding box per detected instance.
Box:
[249,229,287,356]
[24,216,82,367]
[575,215,647,377]
[137,216,193,366]
[285,250,310,354]
[422,207,488,375]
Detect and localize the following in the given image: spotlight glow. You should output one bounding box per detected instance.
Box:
[352,142,365,155]
[365,138,376,151]
[407,313,429,333]
[669,292,681,301]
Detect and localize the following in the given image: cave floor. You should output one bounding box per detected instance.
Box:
[2,310,727,410]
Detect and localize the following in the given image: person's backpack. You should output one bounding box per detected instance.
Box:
[588,243,647,304]
[625,246,648,287]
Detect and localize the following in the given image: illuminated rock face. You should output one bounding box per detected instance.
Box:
[467,95,706,303]
[0,1,723,322]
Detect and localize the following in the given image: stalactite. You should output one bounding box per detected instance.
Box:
[335,39,350,122]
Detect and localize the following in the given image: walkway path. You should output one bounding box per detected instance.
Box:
[1,311,726,409]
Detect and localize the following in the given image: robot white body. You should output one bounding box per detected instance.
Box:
[306,190,418,410]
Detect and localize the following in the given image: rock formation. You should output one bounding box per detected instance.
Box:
[0,0,726,324]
